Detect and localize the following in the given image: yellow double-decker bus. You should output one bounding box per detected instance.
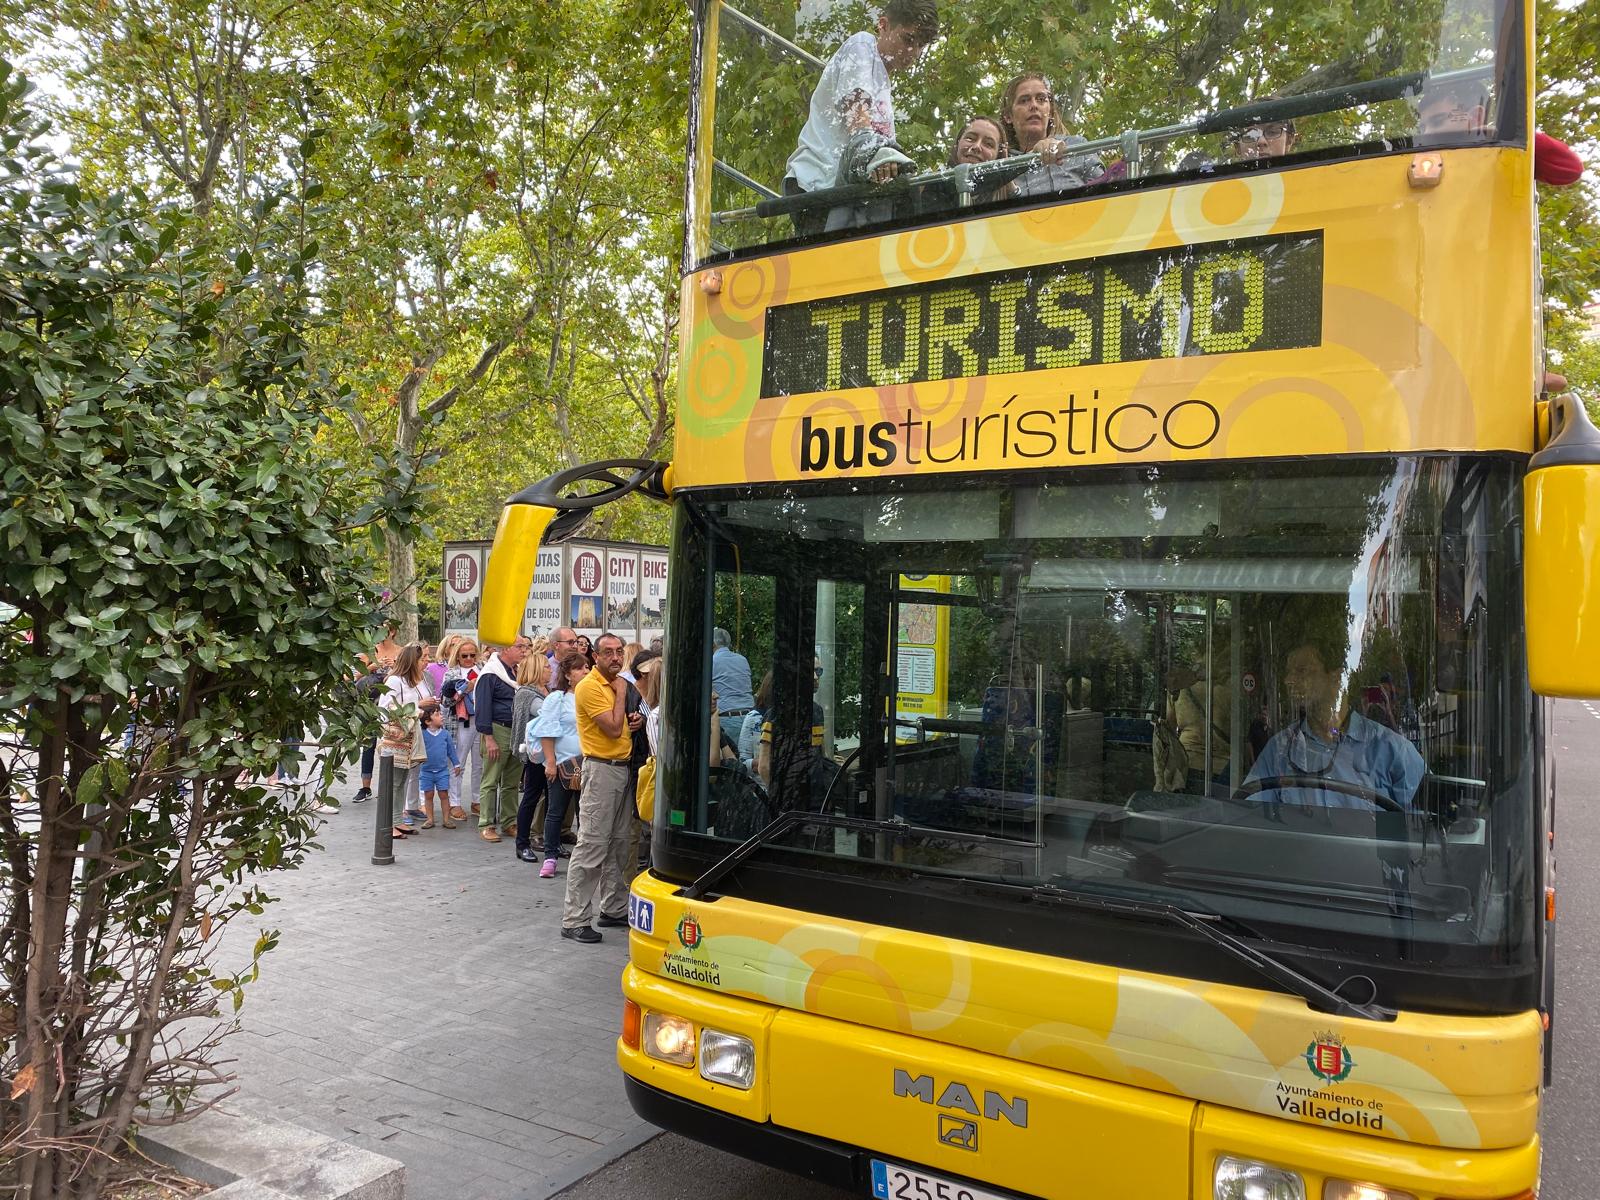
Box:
[480,0,1600,1195]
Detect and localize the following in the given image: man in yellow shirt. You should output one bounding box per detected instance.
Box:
[562,632,642,943]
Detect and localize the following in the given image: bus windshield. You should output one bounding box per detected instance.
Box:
[659,457,1537,1002]
[702,0,1521,257]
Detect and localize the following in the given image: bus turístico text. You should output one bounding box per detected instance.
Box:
[479,0,1600,1196]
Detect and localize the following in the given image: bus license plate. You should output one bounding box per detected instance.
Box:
[869,1160,1009,1200]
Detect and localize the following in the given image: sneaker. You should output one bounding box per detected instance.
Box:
[596,913,629,929]
[539,858,557,878]
[560,926,602,944]
[313,802,338,815]
[352,787,372,803]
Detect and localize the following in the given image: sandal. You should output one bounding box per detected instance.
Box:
[421,820,436,830]
[442,820,457,829]
[449,807,467,821]
[391,827,409,839]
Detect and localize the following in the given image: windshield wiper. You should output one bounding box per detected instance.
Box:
[679,812,1393,1022]
[679,810,1031,901]
[970,877,1395,1022]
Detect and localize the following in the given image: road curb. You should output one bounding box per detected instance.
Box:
[137,1100,405,1199]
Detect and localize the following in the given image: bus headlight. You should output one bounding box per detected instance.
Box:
[698,1029,755,1089]
[1325,1185,1417,1200]
[1215,1156,1306,1200]
[641,1013,696,1066]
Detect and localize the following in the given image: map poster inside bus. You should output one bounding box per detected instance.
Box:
[894,574,949,738]
[441,539,666,644]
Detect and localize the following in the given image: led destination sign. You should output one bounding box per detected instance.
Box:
[760,232,1323,399]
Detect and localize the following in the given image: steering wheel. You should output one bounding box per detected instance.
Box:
[1231,774,1405,814]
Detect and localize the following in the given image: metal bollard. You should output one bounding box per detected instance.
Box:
[372,754,395,866]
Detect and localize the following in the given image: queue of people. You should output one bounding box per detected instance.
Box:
[350,627,661,944]
[780,0,1580,231]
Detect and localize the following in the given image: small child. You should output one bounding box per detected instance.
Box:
[417,703,462,828]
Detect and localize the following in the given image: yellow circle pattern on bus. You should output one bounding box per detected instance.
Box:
[677,151,1532,488]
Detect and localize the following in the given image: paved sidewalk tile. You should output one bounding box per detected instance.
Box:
[208,764,656,1200]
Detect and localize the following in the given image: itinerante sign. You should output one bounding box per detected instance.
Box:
[760,232,1323,399]
[441,539,666,643]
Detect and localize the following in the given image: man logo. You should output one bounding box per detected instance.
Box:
[892,1069,1029,1128]
[938,1115,978,1151]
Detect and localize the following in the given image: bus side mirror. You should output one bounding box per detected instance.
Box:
[479,503,558,648]
[1525,392,1600,697]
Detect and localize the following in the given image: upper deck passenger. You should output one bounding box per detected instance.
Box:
[1227,117,1299,161]
[999,72,1104,197]
[782,0,940,236]
[918,115,1012,210]
[1415,79,1491,143]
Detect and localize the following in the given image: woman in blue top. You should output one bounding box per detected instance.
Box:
[527,652,590,879]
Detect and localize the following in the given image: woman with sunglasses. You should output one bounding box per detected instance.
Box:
[440,639,483,821]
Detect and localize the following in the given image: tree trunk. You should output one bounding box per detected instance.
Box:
[17,691,74,1199]
[385,524,420,644]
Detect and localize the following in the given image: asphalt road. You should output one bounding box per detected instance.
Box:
[564,699,1600,1199]
[1541,698,1600,1199]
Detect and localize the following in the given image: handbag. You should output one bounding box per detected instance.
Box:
[379,680,428,763]
[557,756,584,791]
[635,755,656,822]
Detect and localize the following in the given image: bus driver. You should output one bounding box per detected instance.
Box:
[1243,630,1425,812]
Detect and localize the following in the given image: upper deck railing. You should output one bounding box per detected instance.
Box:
[705,2,1498,238]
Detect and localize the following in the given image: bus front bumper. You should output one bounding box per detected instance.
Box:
[619,963,1541,1200]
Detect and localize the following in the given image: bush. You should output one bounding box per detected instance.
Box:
[0,62,394,1199]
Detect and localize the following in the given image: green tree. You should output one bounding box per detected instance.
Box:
[0,66,409,1198]
[5,0,690,642]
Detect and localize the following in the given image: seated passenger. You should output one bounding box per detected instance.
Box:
[782,0,940,237]
[1244,637,1424,812]
[757,655,829,802]
[949,115,1007,168]
[737,670,772,769]
[1227,118,1298,161]
[919,115,1012,210]
[1415,80,1490,141]
[1000,72,1104,197]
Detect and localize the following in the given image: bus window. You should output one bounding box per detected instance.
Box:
[662,457,1535,976]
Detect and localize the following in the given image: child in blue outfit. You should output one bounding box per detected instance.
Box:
[418,704,462,828]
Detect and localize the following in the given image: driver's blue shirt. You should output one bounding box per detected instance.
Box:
[1243,711,1425,810]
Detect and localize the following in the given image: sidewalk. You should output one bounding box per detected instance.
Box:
[209,764,656,1200]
